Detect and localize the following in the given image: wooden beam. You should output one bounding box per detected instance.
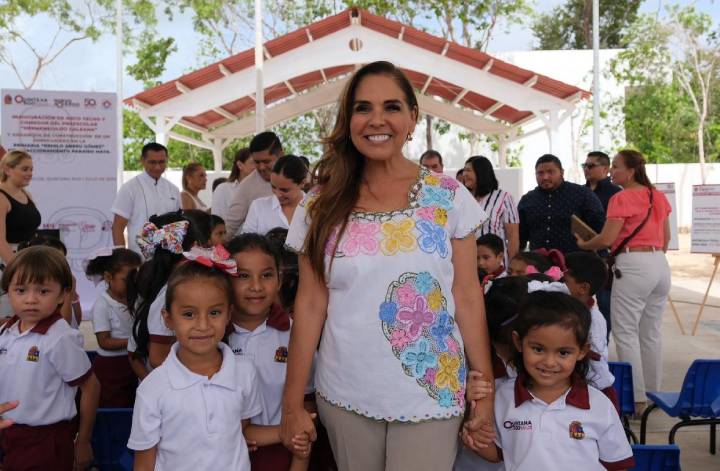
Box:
[219,64,232,76]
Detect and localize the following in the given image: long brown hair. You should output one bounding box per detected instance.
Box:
[305,61,418,281]
[616,149,654,189]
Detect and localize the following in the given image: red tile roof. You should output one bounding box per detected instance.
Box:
[127,7,588,132]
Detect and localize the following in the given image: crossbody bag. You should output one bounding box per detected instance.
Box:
[606,188,654,285]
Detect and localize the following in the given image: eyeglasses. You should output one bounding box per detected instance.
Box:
[581,163,602,169]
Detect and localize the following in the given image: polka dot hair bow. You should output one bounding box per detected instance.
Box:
[183,245,238,276]
[136,220,189,259]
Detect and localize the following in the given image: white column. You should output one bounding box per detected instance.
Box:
[546,110,559,155]
[498,137,507,169]
[155,118,168,146]
[115,0,124,186]
[592,0,600,150]
[254,0,265,132]
[212,138,223,171]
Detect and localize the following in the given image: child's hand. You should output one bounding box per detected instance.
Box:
[466,371,493,402]
[291,431,312,459]
[461,420,496,453]
[246,439,258,453]
[73,440,93,470]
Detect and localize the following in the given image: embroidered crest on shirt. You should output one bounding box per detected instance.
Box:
[569,421,585,439]
[274,346,288,363]
[379,271,466,409]
[26,346,40,362]
[0,347,7,355]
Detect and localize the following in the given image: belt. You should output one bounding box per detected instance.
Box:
[622,246,662,253]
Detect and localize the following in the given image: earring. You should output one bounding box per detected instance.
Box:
[407,133,413,141]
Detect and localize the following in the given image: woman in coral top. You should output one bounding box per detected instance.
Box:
[577,149,671,414]
[281,61,495,471]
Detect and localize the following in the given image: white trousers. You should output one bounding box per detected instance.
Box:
[610,251,671,401]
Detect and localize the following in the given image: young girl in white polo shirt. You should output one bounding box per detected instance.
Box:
[129,210,212,372]
[85,247,142,407]
[225,233,313,471]
[465,291,634,471]
[128,248,310,470]
[0,246,100,470]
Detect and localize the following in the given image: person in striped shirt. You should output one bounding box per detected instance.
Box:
[463,156,520,266]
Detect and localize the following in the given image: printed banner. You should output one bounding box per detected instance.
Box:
[1,89,118,311]
[691,184,720,254]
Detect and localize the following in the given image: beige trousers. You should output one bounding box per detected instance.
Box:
[317,395,463,471]
[611,251,671,401]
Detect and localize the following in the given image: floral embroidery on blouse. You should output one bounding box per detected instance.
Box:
[379,271,466,409]
[325,168,461,259]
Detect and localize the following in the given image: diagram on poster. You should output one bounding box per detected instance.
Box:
[656,183,679,251]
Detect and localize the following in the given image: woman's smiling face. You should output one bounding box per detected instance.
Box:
[349,74,417,163]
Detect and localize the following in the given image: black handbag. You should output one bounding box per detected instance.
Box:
[606,189,654,286]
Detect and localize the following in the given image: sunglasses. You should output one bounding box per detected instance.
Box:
[581,163,604,169]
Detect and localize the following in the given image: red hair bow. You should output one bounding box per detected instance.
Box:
[183,245,238,276]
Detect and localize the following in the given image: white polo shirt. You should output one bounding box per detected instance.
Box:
[241,194,293,235]
[111,172,180,255]
[588,302,614,391]
[211,180,240,222]
[493,375,634,471]
[148,285,174,342]
[226,305,313,426]
[128,342,262,471]
[225,170,273,237]
[91,291,132,357]
[0,313,91,426]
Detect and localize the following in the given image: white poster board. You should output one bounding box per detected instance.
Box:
[656,183,679,251]
[2,89,118,310]
[690,184,720,254]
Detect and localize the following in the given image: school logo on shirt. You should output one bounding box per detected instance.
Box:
[569,421,585,440]
[274,346,288,363]
[503,420,532,431]
[0,347,7,355]
[232,347,243,356]
[26,346,40,362]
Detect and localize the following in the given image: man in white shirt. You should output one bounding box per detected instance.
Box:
[419,149,444,174]
[111,143,180,255]
[224,132,283,237]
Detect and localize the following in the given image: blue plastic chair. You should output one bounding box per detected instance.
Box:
[640,359,720,454]
[609,361,638,444]
[630,444,681,471]
[91,408,134,470]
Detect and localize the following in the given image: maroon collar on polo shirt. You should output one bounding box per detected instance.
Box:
[0,311,63,335]
[492,351,508,380]
[267,303,290,331]
[514,372,590,409]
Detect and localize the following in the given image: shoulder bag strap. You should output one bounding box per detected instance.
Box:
[610,188,654,258]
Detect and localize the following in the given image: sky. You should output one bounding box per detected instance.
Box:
[0,0,717,97]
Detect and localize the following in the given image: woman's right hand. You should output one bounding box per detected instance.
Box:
[281,407,317,453]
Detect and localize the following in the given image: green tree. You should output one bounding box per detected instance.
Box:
[0,0,157,89]
[532,0,641,50]
[610,5,720,178]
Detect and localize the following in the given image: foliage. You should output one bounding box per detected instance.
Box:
[125,32,177,89]
[609,5,720,168]
[0,0,158,89]
[532,0,641,50]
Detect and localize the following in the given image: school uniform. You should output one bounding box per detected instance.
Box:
[90,291,137,407]
[587,301,618,413]
[127,330,153,375]
[492,374,634,471]
[227,304,314,471]
[128,342,262,471]
[0,312,92,470]
[111,171,180,256]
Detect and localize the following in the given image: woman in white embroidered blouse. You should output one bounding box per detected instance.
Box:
[241,154,307,235]
[281,61,495,470]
